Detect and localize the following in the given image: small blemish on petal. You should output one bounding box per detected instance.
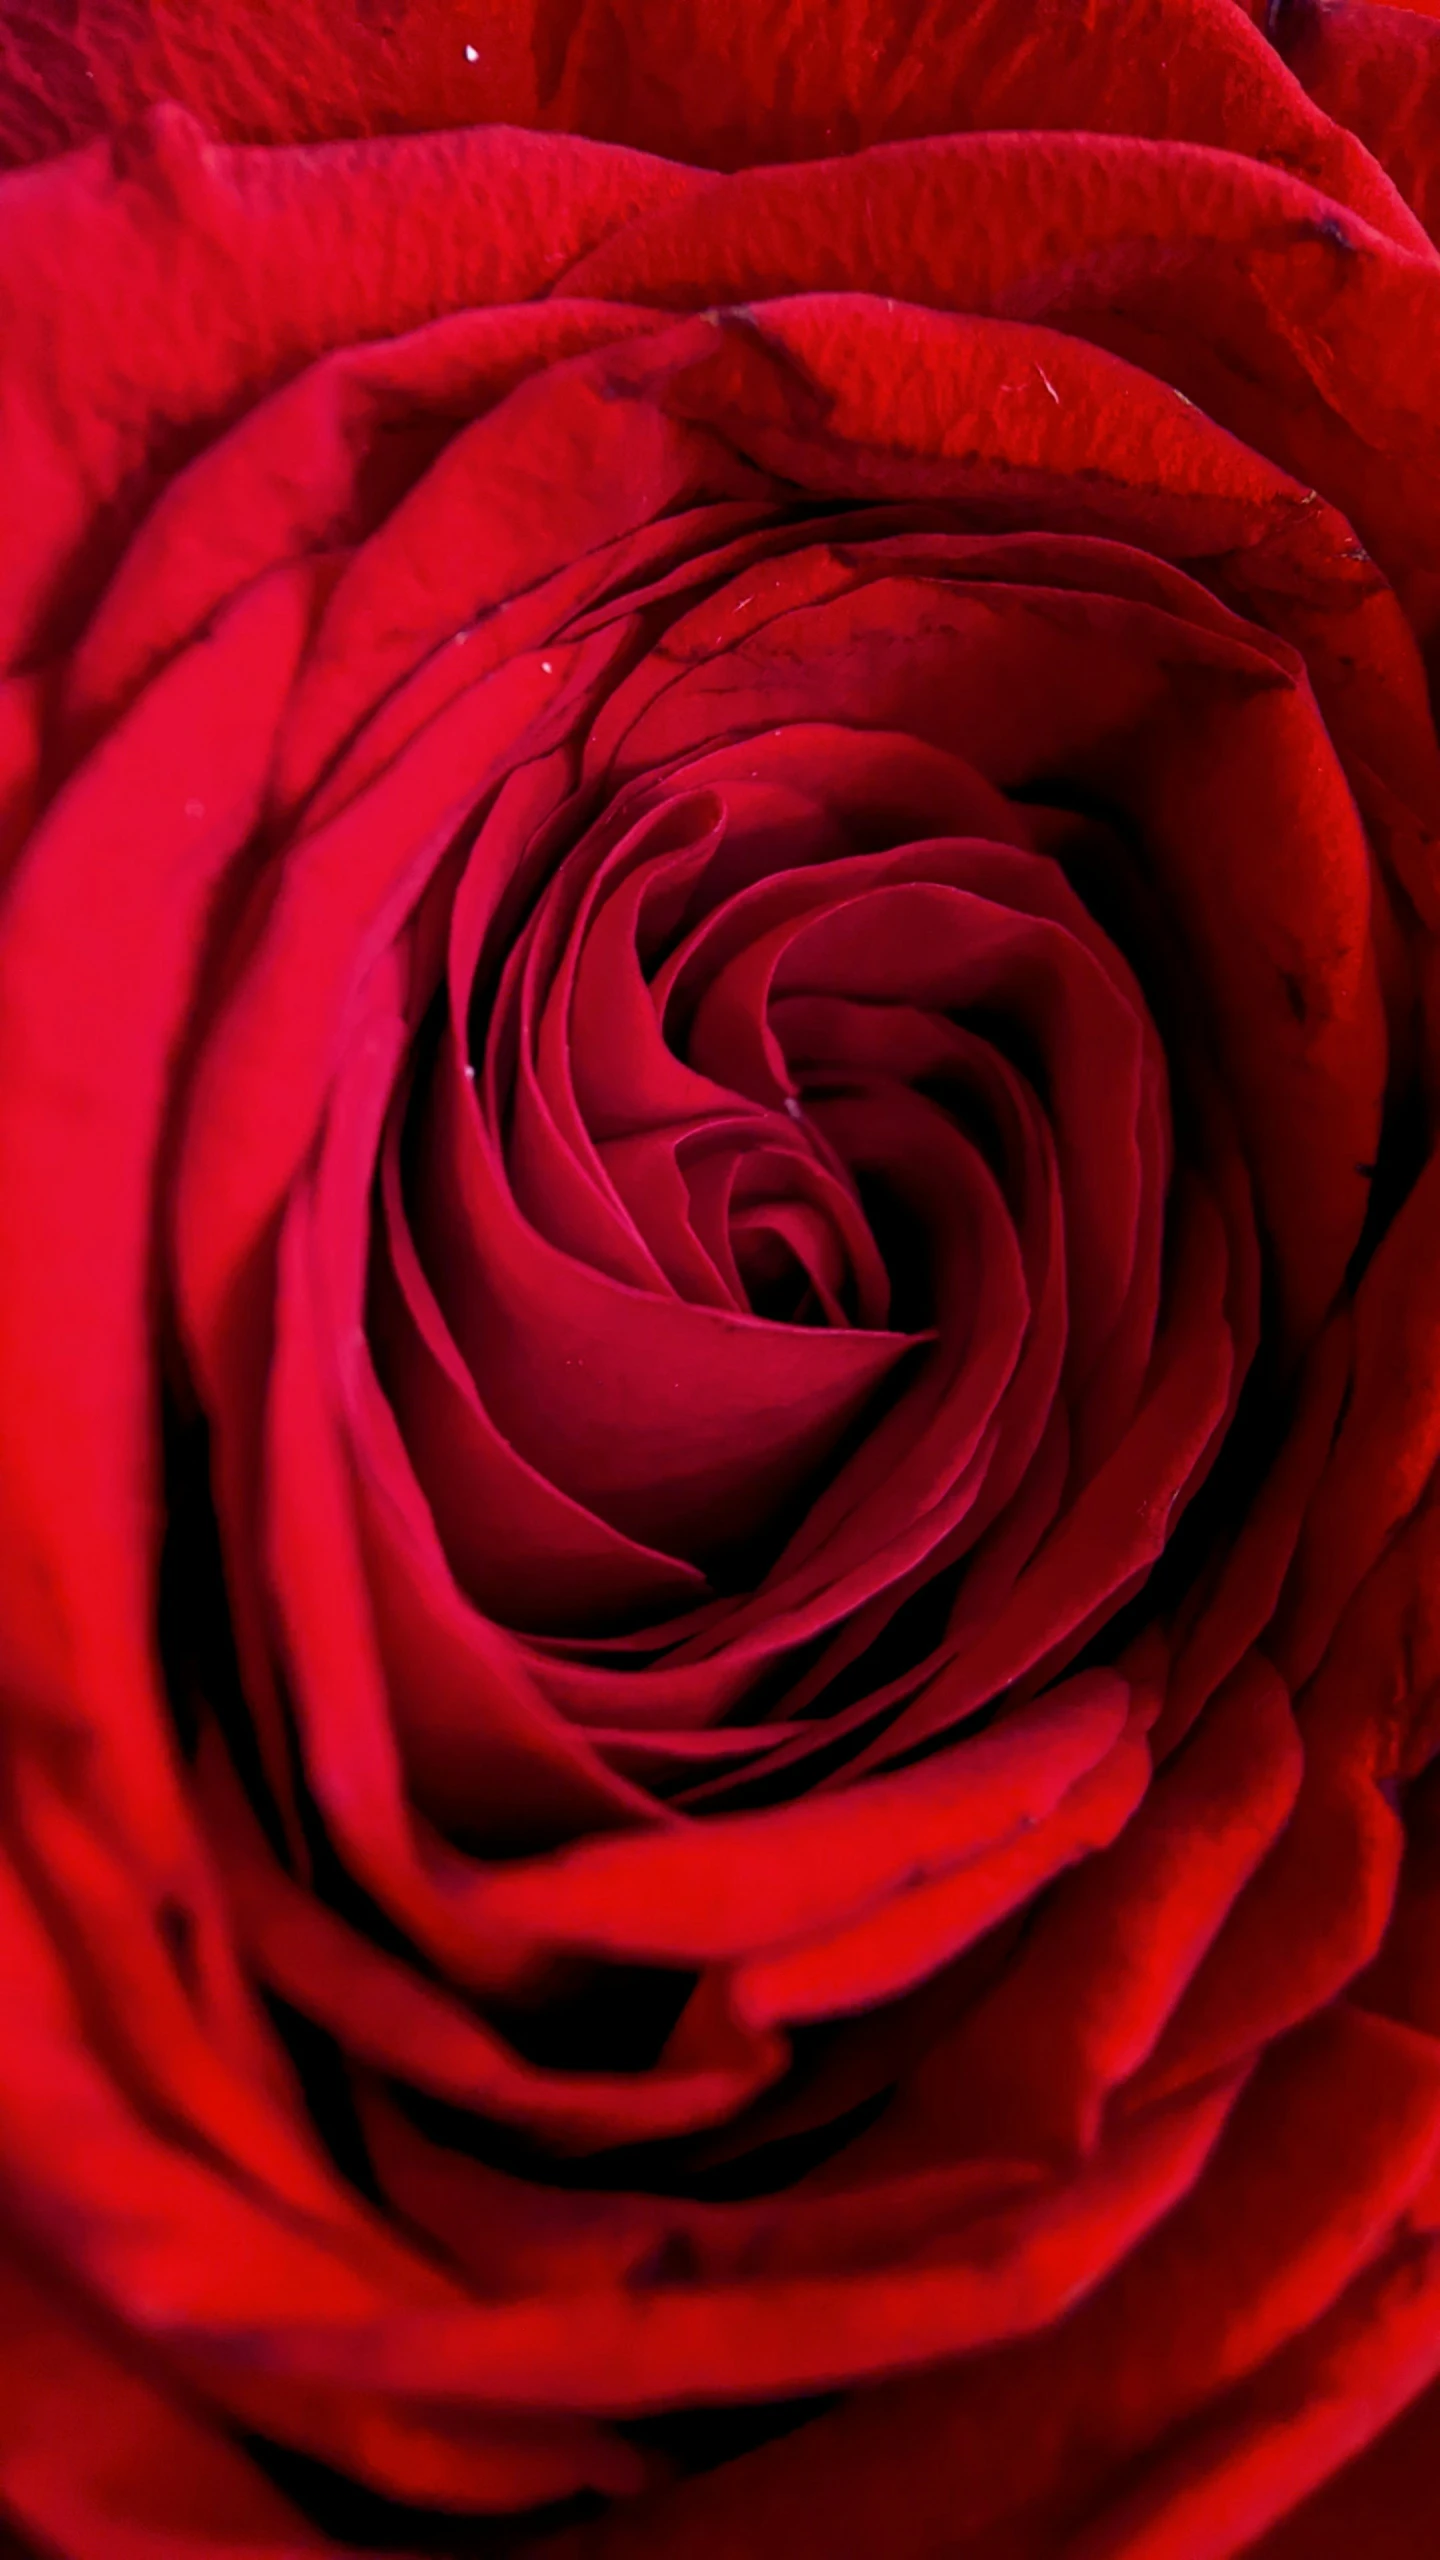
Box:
[540,658,554,674]
[465,43,479,61]
[184,798,205,819]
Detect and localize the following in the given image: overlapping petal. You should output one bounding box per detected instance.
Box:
[2,3,1440,2556]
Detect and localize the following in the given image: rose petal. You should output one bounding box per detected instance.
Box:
[0,107,698,667]
[116,0,1431,252]
[530,2006,1440,2557]
[466,1673,1129,1963]
[1267,0,1440,244]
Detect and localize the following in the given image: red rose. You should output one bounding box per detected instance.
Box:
[4,3,1440,2554]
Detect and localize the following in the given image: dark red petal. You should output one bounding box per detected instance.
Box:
[62,299,666,760]
[190,2070,1240,2411]
[465,1674,1130,1964]
[1125,1509,1437,2110]
[1268,0,1440,245]
[532,2009,1440,2559]
[1058,2231,1440,2560]
[1242,2366,1440,2560]
[564,131,1440,656]
[196,1733,786,2151]
[728,1709,1152,2028]
[0,110,693,672]
[373,1094,711,1632]
[0,562,311,1972]
[0,1822,642,2506]
[907,1656,1303,2156]
[0,2242,324,2560]
[83,0,1433,253]
[416,1012,916,1567]
[1272,1147,1440,1690]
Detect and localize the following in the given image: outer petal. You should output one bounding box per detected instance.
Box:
[1273,1150,1440,1689]
[1244,2371,1440,2558]
[52,0,1436,256]
[0,564,311,2069]
[0,2243,324,2560]
[562,129,1440,667]
[1267,0,1440,246]
[0,106,695,668]
[530,2007,1440,2559]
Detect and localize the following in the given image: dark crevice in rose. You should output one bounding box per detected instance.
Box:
[1009,790,1255,1319]
[484,1961,697,2076]
[286,1797,463,1975]
[154,1400,208,1767]
[240,2434,598,2555]
[1010,789,1197,1065]
[349,416,464,542]
[839,1685,1013,1784]
[258,1994,385,2209]
[703,1578,1000,1805]
[247,2390,845,2548]
[911,1070,1011,1187]
[849,1168,935,1337]
[939,1005,1052,1116]
[388,2061,894,2202]
[153,1894,200,2000]
[1064,1304,1295,1676]
[692,1699,913,1812]
[617,2387,845,2476]
[648,2080,896,2203]
[695,1338,935,1603]
[1345,1068,1429,1291]
[155,1402,278,1799]
[1009,783,1183,995]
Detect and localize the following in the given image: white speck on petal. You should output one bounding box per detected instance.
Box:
[540,658,554,673]
[465,43,479,61]
[784,1095,803,1120]
[1034,363,1060,404]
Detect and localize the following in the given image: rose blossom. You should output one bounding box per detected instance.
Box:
[3,1,1440,2553]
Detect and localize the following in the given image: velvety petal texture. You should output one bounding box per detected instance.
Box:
[3,4,1440,2559]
